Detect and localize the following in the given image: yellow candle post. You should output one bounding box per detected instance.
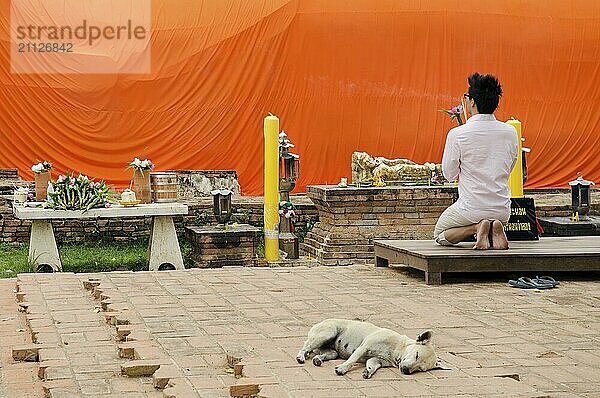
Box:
[264,114,280,262]
[506,118,524,198]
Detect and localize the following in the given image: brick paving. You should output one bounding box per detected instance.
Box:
[1,266,599,397]
[0,279,44,397]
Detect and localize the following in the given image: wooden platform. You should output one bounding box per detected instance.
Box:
[374,236,600,285]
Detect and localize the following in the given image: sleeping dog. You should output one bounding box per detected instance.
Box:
[296,319,438,378]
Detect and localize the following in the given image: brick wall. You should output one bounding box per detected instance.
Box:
[300,185,459,266]
[0,170,30,196]
[0,195,318,245]
[1,177,597,248]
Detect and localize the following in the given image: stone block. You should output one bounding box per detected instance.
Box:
[116,325,133,341]
[120,360,162,377]
[234,363,244,378]
[125,328,152,342]
[118,342,137,359]
[43,380,79,398]
[38,347,67,361]
[230,383,260,397]
[44,366,73,381]
[104,311,133,325]
[163,380,198,398]
[82,280,100,290]
[152,364,180,389]
[12,344,46,361]
[38,359,69,379]
[133,344,164,360]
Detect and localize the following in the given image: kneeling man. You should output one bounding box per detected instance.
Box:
[434,73,518,250]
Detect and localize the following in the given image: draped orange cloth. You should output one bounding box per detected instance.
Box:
[1,0,599,195]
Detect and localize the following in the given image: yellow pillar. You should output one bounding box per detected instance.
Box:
[506,118,524,198]
[264,114,280,262]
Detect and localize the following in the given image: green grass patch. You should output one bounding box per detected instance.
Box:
[0,236,265,277]
[0,241,155,277]
[60,241,148,274]
[0,244,32,277]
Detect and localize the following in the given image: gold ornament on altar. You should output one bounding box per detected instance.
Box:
[351,152,446,186]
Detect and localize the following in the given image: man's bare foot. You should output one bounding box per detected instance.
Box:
[473,219,491,250]
[491,220,509,250]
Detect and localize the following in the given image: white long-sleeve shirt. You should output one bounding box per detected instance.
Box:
[442,113,519,223]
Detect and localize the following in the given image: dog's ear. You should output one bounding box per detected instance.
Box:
[416,330,432,345]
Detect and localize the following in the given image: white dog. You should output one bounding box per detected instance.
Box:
[296,319,438,378]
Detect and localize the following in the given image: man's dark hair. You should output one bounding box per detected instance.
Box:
[467,73,503,114]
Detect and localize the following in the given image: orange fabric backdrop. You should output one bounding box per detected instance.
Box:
[1,0,600,195]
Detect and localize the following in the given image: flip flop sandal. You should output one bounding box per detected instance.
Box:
[508,277,554,289]
[508,277,536,289]
[526,277,556,289]
[535,276,560,286]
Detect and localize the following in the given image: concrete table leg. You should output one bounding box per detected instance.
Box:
[29,220,62,272]
[148,216,184,271]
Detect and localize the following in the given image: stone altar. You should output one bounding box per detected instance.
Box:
[300,185,458,266]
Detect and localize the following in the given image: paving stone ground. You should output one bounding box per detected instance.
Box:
[1,266,599,398]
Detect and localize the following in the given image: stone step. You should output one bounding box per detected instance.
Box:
[192,246,256,256]
[191,258,259,268]
[301,238,376,265]
[299,241,321,258]
[320,250,374,260]
[302,236,374,253]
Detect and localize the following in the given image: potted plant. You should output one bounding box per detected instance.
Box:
[31,160,52,201]
[128,157,155,203]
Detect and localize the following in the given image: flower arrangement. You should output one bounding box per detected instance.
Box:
[438,104,464,125]
[45,172,113,211]
[128,157,155,172]
[279,200,296,219]
[31,160,52,173]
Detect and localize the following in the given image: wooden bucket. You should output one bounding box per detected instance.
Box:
[150,172,178,203]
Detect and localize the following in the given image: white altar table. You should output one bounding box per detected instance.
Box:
[13,203,189,272]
